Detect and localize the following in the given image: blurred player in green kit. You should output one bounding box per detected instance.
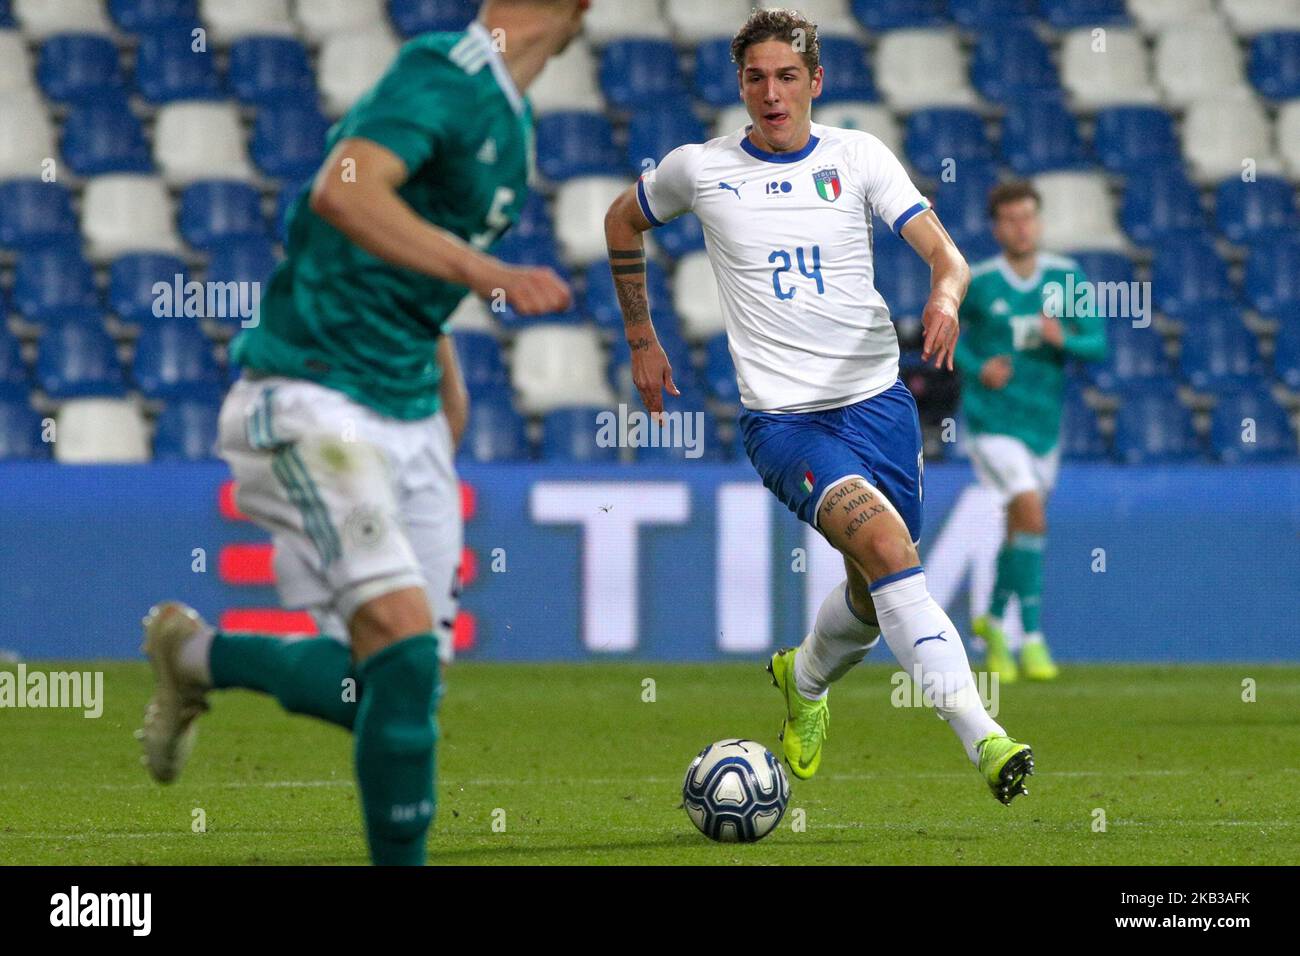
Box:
[955,181,1106,682]
[136,0,589,865]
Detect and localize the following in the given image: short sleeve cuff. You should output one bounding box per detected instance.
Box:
[636,177,665,228]
[891,199,930,234]
[341,119,435,175]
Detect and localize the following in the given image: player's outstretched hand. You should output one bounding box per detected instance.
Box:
[630,336,680,419]
[497,265,573,316]
[921,298,960,371]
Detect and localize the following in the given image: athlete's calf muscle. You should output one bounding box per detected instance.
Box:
[818,478,919,582]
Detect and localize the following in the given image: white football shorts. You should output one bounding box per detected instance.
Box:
[218,375,463,660]
[966,432,1060,504]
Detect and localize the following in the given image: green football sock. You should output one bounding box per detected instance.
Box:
[1009,532,1045,634]
[353,634,440,867]
[210,632,358,730]
[989,544,1015,620]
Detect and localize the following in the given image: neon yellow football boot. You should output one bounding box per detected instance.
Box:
[766,646,828,780]
[973,615,1018,684]
[1019,640,1060,681]
[975,733,1034,805]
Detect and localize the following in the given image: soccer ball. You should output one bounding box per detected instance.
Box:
[682,738,790,843]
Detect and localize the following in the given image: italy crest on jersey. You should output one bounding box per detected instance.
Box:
[813,167,841,202]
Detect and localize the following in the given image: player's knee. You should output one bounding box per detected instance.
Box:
[860,531,919,581]
[1007,492,1046,535]
[350,585,434,654]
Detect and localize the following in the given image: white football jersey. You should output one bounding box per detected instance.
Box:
[638,122,930,412]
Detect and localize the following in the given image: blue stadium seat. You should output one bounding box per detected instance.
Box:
[815,38,876,103]
[949,0,1037,29]
[460,397,528,462]
[275,180,308,241]
[1214,177,1300,245]
[1273,323,1300,389]
[136,22,222,103]
[0,181,80,250]
[540,407,619,462]
[0,401,48,460]
[635,406,722,462]
[228,37,316,106]
[61,102,153,176]
[1119,168,1207,245]
[1060,391,1108,461]
[205,239,278,324]
[905,108,994,181]
[1210,386,1295,462]
[703,334,739,404]
[153,399,219,461]
[873,230,931,319]
[0,0,12,27]
[653,212,706,260]
[1001,98,1088,175]
[179,181,268,251]
[1040,0,1128,29]
[108,254,189,323]
[497,303,584,333]
[453,331,508,398]
[388,0,479,37]
[492,231,567,281]
[693,39,739,109]
[250,105,331,180]
[1112,391,1200,464]
[1243,234,1300,315]
[626,108,708,175]
[582,259,674,336]
[1067,251,1135,288]
[1179,309,1262,392]
[849,0,945,30]
[600,40,690,111]
[1151,236,1234,316]
[514,192,554,243]
[38,34,126,105]
[971,28,1060,104]
[108,0,198,32]
[1089,324,1171,392]
[1248,31,1300,100]
[535,112,623,181]
[929,168,1000,256]
[1093,107,1181,174]
[0,330,29,401]
[13,248,99,319]
[132,320,223,400]
[37,319,126,399]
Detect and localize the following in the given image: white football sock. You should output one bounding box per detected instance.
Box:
[1022,631,1044,645]
[871,568,1004,765]
[178,622,216,687]
[794,580,881,700]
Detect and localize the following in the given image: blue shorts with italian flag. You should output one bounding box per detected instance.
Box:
[738,379,925,543]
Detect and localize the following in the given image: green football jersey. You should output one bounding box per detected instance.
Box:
[231,23,533,420]
[955,253,1107,454]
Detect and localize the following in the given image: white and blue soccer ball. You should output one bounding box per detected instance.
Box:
[682,739,790,843]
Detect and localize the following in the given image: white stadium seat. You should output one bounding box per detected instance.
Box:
[553,175,631,266]
[153,102,254,186]
[1126,0,1216,35]
[1033,172,1127,252]
[319,28,399,117]
[448,295,498,334]
[294,0,387,44]
[0,31,35,94]
[1155,18,1251,105]
[583,0,672,45]
[14,0,112,39]
[0,91,55,178]
[760,0,863,39]
[875,30,979,111]
[1221,0,1300,37]
[672,251,726,340]
[55,399,151,463]
[812,102,904,157]
[199,0,296,43]
[82,174,183,259]
[1275,98,1300,176]
[528,38,604,115]
[666,0,754,44]
[1061,28,1160,108]
[510,325,616,415]
[1181,93,1282,183]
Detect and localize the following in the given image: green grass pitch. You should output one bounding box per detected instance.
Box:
[2,661,1297,865]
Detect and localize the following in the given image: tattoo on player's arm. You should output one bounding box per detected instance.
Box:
[611,250,651,330]
[628,336,653,352]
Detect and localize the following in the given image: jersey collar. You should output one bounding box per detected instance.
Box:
[467,21,525,117]
[739,125,820,164]
[996,253,1044,293]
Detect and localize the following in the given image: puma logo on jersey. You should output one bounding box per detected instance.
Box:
[717,181,745,198]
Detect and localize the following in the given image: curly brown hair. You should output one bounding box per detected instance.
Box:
[729,7,820,75]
